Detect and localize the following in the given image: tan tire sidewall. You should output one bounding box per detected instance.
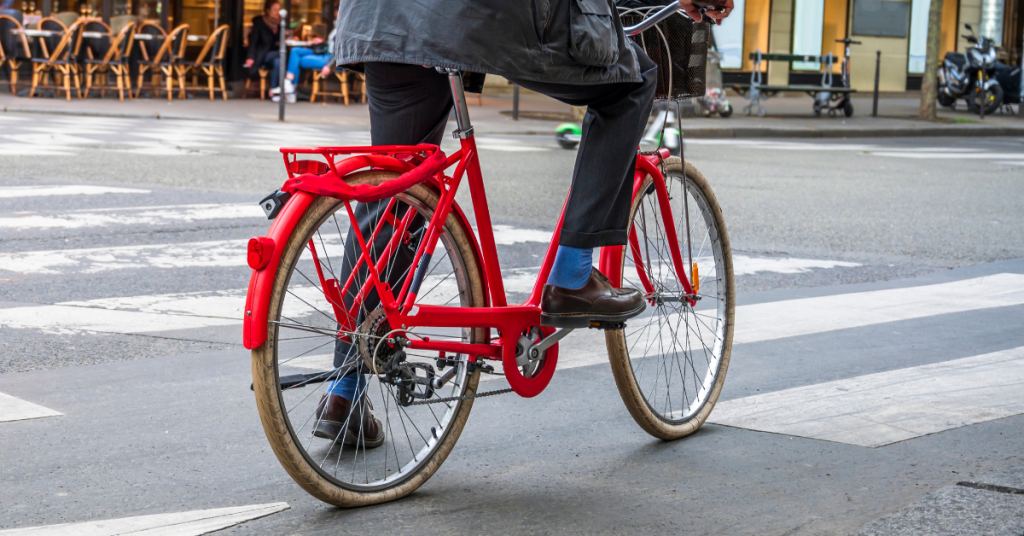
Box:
[251,171,485,507]
[606,158,736,441]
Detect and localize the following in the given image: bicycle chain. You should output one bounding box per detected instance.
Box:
[407,386,513,406]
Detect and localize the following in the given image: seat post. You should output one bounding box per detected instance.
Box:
[445,70,474,138]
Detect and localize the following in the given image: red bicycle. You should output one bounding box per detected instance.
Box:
[243,4,734,507]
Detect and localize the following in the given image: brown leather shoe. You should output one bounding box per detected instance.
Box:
[540,268,646,328]
[313,393,385,449]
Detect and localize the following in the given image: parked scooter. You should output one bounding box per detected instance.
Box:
[694,50,733,118]
[938,23,1004,117]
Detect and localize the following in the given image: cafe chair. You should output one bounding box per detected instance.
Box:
[135,22,188,101]
[179,24,228,100]
[29,18,84,100]
[83,20,134,100]
[132,22,165,97]
[0,14,31,94]
[310,69,366,106]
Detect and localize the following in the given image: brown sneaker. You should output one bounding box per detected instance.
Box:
[540,268,646,328]
[313,393,385,449]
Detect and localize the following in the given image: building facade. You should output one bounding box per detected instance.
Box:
[712,0,1024,91]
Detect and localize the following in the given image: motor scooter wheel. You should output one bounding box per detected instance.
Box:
[967,84,1004,116]
[843,99,854,117]
[719,103,733,118]
[938,93,956,108]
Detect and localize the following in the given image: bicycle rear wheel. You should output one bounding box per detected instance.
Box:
[606,157,734,440]
[251,171,485,506]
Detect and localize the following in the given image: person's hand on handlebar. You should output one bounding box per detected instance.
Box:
[678,0,733,24]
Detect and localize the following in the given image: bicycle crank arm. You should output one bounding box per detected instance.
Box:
[527,327,574,359]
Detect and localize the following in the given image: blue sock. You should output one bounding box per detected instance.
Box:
[328,373,367,401]
[546,245,593,289]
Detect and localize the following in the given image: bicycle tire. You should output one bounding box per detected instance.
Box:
[252,171,486,506]
[606,157,735,440]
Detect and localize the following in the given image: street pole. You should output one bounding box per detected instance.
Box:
[872,50,881,117]
[278,9,287,122]
[512,84,519,120]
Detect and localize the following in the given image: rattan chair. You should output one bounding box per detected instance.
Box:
[0,14,32,94]
[310,69,366,105]
[28,18,84,100]
[179,24,228,100]
[83,21,134,100]
[135,23,187,101]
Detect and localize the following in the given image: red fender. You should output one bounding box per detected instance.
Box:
[243,158,489,350]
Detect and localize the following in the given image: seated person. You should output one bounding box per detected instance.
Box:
[243,0,282,91]
[270,27,336,102]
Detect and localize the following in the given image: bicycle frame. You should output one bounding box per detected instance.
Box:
[243,71,695,398]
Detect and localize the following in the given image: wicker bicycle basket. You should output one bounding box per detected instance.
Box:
[618,7,710,100]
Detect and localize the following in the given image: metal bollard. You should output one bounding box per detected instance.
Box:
[872,50,880,117]
[512,84,519,121]
[278,8,287,122]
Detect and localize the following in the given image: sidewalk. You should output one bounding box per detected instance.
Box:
[3,89,1023,138]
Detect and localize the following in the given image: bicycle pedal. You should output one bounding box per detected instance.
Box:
[588,320,626,330]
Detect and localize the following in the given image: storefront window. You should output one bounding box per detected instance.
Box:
[792,0,825,70]
[49,0,101,17]
[181,0,215,36]
[135,0,162,25]
[712,0,746,69]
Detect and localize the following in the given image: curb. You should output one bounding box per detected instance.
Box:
[486,125,1024,138]
[6,105,1024,138]
[2,106,237,123]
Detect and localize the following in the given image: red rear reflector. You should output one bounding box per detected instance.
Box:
[247,237,275,270]
[287,160,330,175]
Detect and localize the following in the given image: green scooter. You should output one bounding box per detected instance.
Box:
[555,123,582,149]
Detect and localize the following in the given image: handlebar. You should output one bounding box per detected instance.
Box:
[835,38,861,45]
[622,3,723,35]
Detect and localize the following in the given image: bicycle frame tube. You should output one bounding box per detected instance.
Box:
[245,73,694,396]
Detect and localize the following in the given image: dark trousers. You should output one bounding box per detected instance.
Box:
[361,48,658,248]
[334,51,657,366]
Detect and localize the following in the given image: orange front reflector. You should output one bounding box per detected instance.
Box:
[692,262,699,293]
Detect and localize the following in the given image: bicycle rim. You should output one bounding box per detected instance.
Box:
[252,173,485,505]
[607,158,734,440]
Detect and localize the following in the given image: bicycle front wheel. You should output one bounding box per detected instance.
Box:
[252,171,485,506]
[606,157,735,440]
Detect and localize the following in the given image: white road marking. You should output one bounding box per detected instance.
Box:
[709,346,1024,447]
[0,203,265,230]
[0,144,76,156]
[0,392,62,424]
[0,304,241,335]
[0,239,247,274]
[868,151,1024,160]
[0,185,150,198]
[734,272,1024,345]
[284,353,336,371]
[685,139,1024,162]
[0,502,290,535]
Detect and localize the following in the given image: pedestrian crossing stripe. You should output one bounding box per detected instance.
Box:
[0,502,290,535]
[0,392,62,424]
[0,185,150,198]
[0,232,860,275]
[709,345,1024,447]
[0,203,265,230]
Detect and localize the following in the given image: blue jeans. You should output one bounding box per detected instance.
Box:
[286,47,330,81]
[259,51,280,89]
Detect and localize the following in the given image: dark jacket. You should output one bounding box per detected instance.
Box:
[332,0,642,86]
[246,15,280,74]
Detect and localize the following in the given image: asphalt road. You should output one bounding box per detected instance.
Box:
[1,112,1023,535]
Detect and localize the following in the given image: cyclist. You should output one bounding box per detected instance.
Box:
[313,0,732,447]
